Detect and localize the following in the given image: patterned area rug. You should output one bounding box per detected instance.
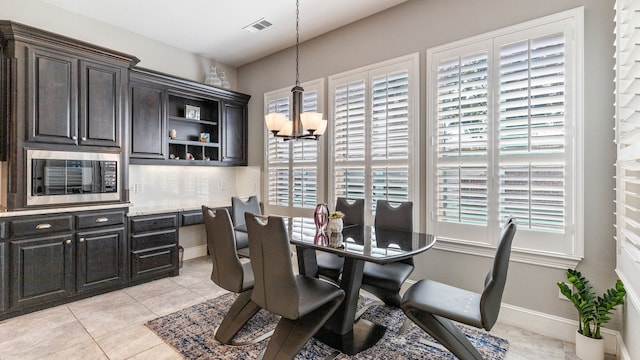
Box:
[146,293,509,359]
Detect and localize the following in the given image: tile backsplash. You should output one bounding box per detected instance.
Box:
[128,165,261,212]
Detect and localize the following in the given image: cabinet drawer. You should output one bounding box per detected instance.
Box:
[180,211,203,227]
[8,215,74,238]
[131,246,177,280]
[131,229,177,251]
[76,210,125,230]
[130,214,178,233]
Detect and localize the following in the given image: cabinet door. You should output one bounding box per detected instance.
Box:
[26,47,78,145]
[10,234,74,309]
[221,101,247,165]
[0,242,7,313]
[79,61,122,147]
[76,227,126,293]
[130,83,166,159]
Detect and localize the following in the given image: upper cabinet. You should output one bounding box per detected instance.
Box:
[0,21,138,210]
[129,68,250,166]
[0,21,137,150]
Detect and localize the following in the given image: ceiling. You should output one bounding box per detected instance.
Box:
[39,0,407,67]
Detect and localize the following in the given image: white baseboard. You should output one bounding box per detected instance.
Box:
[617,331,632,360]
[497,303,619,356]
[182,244,207,261]
[401,279,624,357]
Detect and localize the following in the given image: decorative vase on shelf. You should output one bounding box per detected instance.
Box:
[328,218,343,234]
[218,69,230,89]
[314,203,329,233]
[204,65,222,87]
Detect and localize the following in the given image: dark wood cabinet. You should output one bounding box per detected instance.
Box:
[0,21,138,210]
[0,240,8,313]
[76,227,126,293]
[10,233,74,309]
[128,68,249,167]
[78,60,124,147]
[3,208,127,314]
[222,101,248,165]
[26,47,78,145]
[129,212,179,281]
[130,78,166,159]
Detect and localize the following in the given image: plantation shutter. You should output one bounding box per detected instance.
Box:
[292,90,320,208]
[498,33,566,232]
[430,11,579,252]
[435,52,489,226]
[370,71,411,209]
[331,54,417,222]
[335,79,367,200]
[265,82,322,209]
[615,0,640,306]
[267,96,290,206]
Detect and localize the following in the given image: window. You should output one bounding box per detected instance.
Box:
[329,54,419,224]
[615,0,640,310]
[264,79,324,211]
[427,8,583,264]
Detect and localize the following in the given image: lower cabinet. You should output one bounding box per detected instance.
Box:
[0,241,6,312]
[4,208,127,313]
[10,234,74,309]
[76,227,126,293]
[0,208,183,319]
[129,213,179,281]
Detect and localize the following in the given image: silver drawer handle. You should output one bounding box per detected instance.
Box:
[36,223,52,230]
[95,217,109,223]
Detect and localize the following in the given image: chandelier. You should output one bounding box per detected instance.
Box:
[264,0,327,140]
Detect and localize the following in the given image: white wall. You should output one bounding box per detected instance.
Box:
[238,0,620,334]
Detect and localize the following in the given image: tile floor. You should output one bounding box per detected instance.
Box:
[0,256,611,360]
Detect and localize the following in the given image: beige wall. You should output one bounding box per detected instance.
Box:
[238,0,619,331]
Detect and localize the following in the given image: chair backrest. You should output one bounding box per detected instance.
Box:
[479,217,517,330]
[231,196,261,227]
[244,213,300,319]
[336,197,365,225]
[202,206,249,293]
[374,200,414,265]
[374,200,413,231]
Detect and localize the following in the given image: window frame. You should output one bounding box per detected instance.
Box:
[328,53,420,225]
[426,8,584,268]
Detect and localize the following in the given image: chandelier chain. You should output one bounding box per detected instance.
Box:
[295,0,300,86]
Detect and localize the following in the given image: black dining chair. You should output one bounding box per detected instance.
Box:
[316,197,365,283]
[231,196,261,258]
[360,200,414,307]
[244,213,345,360]
[400,217,517,360]
[201,206,271,345]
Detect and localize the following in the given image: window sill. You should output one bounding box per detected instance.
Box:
[433,239,582,269]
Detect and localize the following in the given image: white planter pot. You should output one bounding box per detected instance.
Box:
[328,218,343,234]
[575,331,604,360]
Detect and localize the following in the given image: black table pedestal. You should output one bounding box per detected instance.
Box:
[314,318,386,355]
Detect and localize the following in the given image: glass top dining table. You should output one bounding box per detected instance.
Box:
[284,217,437,355]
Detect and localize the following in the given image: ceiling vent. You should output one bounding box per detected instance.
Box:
[243,18,273,33]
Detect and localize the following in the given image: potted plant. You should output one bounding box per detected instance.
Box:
[557,269,626,360]
[328,210,345,234]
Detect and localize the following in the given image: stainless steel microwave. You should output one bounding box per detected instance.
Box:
[26,150,120,206]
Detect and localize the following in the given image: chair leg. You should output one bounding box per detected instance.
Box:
[214,291,262,345]
[261,297,343,360]
[403,310,484,360]
[360,284,402,307]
